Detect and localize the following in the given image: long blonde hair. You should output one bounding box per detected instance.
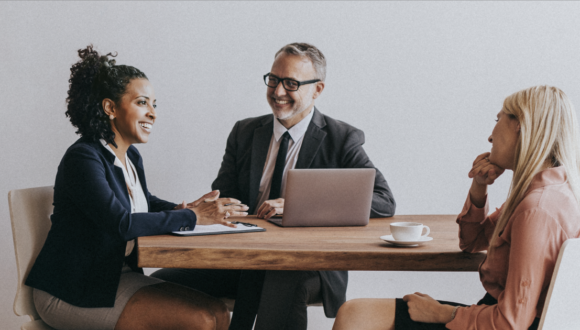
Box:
[491,86,580,245]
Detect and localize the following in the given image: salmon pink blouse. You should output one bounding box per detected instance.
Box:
[446,166,580,330]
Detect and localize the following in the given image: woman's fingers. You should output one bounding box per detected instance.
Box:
[217,197,241,205]
[469,156,505,180]
[203,190,221,203]
[230,204,249,211]
[469,160,489,178]
[229,211,249,217]
[472,152,491,166]
[221,202,247,211]
[469,152,492,178]
[219,220,237,228]
[469,157,490,177]
[402,294,415,302]
[174,201,186,210]
[483,164,505,184]
[485,168,499,184]
[191,194,251,225]
[224,204,249,217]
[191,190,220,207]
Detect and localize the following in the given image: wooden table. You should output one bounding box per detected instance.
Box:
[137,215,486,272]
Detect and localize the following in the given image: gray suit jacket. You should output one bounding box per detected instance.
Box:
[212,107,396,317]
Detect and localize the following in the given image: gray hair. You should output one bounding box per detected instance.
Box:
[275,43,326,81]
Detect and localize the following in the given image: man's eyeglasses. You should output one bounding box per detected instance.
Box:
[263,73,320,92]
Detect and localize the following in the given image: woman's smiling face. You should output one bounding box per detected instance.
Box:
[108,78,157,146]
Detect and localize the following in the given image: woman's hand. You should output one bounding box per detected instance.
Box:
[468,152,505,185]
[184,190,249,228]
[256,198,284,220]
[403,292,456,324]
[468,152,505,208]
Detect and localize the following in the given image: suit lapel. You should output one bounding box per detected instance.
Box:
[249,117,274,212]
[296,108,327,169]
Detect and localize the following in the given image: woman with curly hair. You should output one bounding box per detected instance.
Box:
[332,86,580,330]
[25,45,248,330]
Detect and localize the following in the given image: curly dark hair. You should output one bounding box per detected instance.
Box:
[65,45,148,147]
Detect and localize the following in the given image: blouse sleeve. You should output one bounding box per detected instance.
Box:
[447,208,561,330]
[456,194,501,253]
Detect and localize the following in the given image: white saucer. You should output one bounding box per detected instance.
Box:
[380,235,433,246]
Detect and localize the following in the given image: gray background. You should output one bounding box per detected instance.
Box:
[1,1,579,328]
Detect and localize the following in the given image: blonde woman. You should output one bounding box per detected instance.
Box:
[332,86,580,330]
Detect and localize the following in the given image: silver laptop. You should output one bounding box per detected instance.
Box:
[268,168,375,227]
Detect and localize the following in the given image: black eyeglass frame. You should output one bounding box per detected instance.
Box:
[263,73,321,91]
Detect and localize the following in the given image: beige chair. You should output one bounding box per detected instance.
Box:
[9,186,56,330]
[538,238,580,329]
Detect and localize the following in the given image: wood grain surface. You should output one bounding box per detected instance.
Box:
[137,215,486,272]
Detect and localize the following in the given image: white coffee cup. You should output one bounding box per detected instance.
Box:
[390,222,430,241]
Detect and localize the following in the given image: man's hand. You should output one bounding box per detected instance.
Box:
[403,292,456,324]
[256,198,284,220]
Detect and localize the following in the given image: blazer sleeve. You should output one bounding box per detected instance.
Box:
[60,144,197,241]
[148,193,178,212]
[340,128,396,217]
[211,120,241,199]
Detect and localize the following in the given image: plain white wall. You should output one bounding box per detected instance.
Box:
[2,1,580,328]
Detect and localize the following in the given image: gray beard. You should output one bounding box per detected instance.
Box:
[275,105,308,121]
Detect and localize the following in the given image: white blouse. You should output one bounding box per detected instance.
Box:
[100,140,148,257]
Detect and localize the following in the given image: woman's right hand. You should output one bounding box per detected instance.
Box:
[468,152,504,185]
[467,152,505,207]
[185,190,249,228]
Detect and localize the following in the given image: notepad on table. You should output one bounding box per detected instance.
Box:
[172,224,265,236]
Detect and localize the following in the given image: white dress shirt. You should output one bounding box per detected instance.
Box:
[255,109,314,210]
[100,140,148,257]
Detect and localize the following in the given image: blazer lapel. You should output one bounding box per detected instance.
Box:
[128,151,145,188]
[127,147,150,209]
[97,141,132,211]
[296,108,327,169]
[249,116,274,212]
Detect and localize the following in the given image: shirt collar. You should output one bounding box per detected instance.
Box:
[273,109,314,142]
[100,139,124,169]
[528,166,567,191]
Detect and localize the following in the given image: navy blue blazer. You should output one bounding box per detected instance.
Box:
[26,138,197,308]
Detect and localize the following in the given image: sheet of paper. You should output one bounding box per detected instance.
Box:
[172,224,265,236]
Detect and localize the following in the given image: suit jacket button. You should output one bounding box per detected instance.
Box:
[180,227,184,231]
[185,226,190,231]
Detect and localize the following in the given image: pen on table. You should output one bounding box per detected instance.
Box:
[230,221,258,227]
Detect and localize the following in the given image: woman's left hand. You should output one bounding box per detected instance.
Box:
[403,292,456,324]
[174,201,187,210]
